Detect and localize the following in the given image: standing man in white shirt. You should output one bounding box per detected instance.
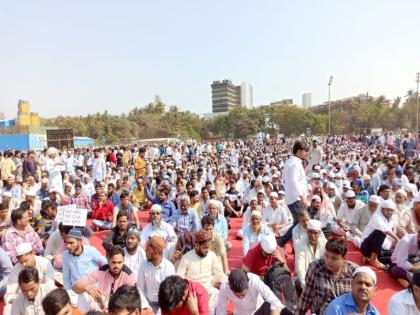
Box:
[216,268,292,315]
[137,235,175,313]
[91,149,106,187]
[388,269,420,315]
[279,141,309,247]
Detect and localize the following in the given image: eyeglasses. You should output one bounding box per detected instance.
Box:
[151,212,161,215]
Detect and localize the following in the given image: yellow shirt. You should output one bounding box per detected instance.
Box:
[132,187,147,206]
[134,156,146,178]
[1,158,16,181]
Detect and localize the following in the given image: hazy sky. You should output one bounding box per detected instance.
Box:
[0,0,419,118]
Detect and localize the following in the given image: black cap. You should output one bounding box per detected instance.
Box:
[228,269,249,293]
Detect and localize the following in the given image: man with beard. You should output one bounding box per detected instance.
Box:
[145,187,175,222]
[389,227,420,288]
[9,267,56,315]
[72,245,136,313]
[360,199,399,270]
[140,204,177,260]
[4,243,54,315]
[137,235,175,313]
[294,220,326,292]
[333,190,365,237]
[170,195,199,236]
[0,151,16,187]
[123,227,146,280]
[350,195,381,248]
[263,192,292,239]
[62,228,107,291]
[2,174,22,201]
[36,178,49,200]
[177,229,226,312]
[325,266,379,315]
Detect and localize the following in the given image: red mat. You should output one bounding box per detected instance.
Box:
[0,211,401,315]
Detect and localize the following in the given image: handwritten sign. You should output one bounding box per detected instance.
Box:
[57,205,88,227]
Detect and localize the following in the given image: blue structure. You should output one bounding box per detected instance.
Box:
[0,134,46,151]
[0,120,16,127]
[74,137,95,147]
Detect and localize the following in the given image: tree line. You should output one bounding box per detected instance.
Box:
[42,92,419,143]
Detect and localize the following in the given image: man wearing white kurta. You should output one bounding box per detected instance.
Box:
[216,269,289,315]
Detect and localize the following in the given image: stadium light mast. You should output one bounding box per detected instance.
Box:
[328,75,334,134]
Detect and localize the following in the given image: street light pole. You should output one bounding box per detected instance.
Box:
[328,75,333,134]
[416,72,420,131]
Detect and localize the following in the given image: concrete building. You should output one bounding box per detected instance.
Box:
[240,82,253,108]
[270,99,293,106]
[211,80,241,113]
[211,80,253,113]
[302,93,312,109]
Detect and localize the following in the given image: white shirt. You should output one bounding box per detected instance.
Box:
[140,221,177,247]
[294,235,326,286]
[391,234,420,271]
[92,157,106,182]
[284,156,307,205]
[5,256,55,304]
[388,289,420,315]
[137,258,175,303]
[337,200,365,224]
[361,211,396,241]
[216,272,284,315]
[124,247,146,280]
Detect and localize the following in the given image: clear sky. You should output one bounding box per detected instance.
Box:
[0,0,419,118]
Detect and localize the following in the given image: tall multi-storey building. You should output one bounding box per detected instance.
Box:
[240,82,253,109]
[211,80,253,113]
[302,93,312,109]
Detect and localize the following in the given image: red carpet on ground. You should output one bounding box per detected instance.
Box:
[0,210,401,315]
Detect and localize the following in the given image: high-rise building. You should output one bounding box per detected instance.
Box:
[211,80,253,113]
[0,111,4,121]
[270,99,293,106]
[240,82,253,108]
[302,93,312,109]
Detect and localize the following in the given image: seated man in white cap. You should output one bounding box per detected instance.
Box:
[350,195,381,248]
[242,234,287,279]
[4,243,55,314]
[263,192,293,239]
[325,266,379,315]
[396,194,420,238]
[360,199,400,270]
[140,204,177,260]
[237,197,260,239]
[242,210,273,255]
[292,210,310,244]
[332,190,365,237]
[2,174,22,201]
[294,220,326,293]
